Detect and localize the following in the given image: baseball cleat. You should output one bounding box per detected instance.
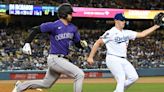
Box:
[36,88,43,91]
[12,80,21,92]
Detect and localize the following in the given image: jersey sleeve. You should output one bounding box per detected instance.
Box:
[73,27,81,43]
[126,30,137,40]
[40,22,54,33]
[100,31,112,43]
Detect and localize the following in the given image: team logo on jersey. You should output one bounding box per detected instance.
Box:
[114,36,129,44]
[55,33,74,41]
[58,26,62,29]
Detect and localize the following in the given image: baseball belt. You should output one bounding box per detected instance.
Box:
[107,53,126,59]
[49,54,71,61]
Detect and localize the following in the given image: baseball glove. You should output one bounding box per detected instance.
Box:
[154,12,164,26]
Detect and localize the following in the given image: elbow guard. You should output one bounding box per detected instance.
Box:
[25,26,41,43]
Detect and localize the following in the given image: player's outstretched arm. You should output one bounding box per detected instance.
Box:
[22,26,41,55]
[136,25,160,38]
[87,38,104,65]
[136,12,164,38]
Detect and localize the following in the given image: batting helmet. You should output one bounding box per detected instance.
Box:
[57,3,74,19]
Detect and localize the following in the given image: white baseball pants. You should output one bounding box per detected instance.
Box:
[106,55,139,92]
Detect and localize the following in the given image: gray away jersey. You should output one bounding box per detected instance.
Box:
[40,20,81,55]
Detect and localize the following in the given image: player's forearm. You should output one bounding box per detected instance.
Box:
[25,26,41,43]
[137,25,160,38]
[89,39,102,58]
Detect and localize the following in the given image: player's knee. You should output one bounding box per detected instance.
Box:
[134,75,139,81]
[76,71,85,79]
[131,75,139,82]
[79,71,85,78]
[43,84,52,88]
[42,81,53,88]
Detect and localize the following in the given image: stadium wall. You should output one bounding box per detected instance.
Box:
[0,68,164,80]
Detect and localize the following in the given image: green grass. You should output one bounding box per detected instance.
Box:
[47,83,164,92]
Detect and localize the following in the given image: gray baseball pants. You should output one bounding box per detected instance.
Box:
[17,54,84,92]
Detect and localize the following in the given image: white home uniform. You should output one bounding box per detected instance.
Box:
[101,27,139,92]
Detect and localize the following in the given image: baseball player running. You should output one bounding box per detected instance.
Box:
[87,13,163,92]
[12,3,88,92]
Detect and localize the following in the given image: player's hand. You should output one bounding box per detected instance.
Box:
[87,57,94,65]
[80,40,88,48]
[22,43,32,55]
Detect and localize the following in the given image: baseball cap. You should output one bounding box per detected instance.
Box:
[114,13,126,21]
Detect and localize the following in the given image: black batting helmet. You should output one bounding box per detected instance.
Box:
[57,3,74,19]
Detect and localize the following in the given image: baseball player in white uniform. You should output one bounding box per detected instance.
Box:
[87,13,161,92]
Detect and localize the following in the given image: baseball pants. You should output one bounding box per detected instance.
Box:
[106,55,139,92]
[16,54,84,92]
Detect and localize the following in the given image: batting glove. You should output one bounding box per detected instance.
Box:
[22,43,32,55]
[80,40,88,48]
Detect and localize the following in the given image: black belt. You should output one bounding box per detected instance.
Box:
[56,54,65,58]
[49,54,65,58]
[52,54,70,60]
[108,54,126,59]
